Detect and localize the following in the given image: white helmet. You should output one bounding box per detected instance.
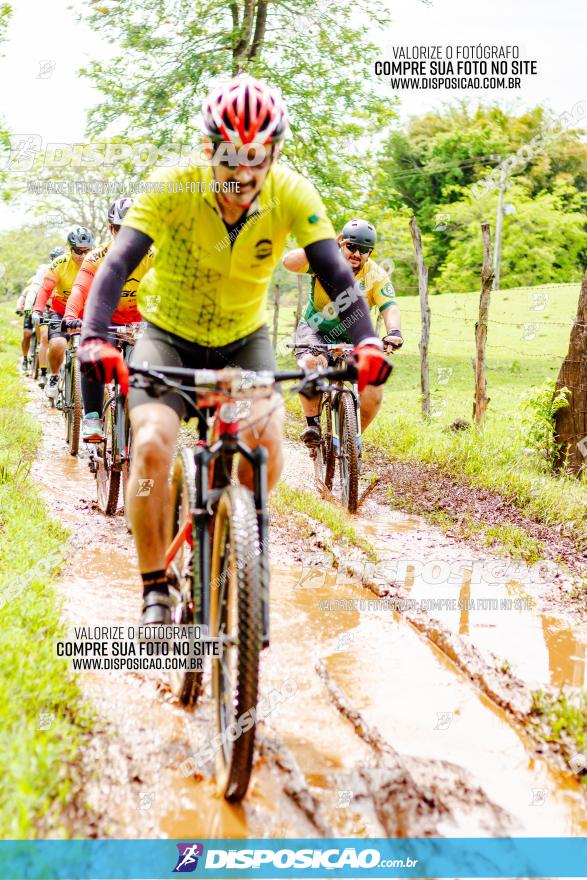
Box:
[108,196,133,225]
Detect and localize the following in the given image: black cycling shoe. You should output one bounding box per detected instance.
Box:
[141,591,173,626]
[301,425,322,448]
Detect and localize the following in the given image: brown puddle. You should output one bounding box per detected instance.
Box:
[264,565,587,835]
[24,396,587,838]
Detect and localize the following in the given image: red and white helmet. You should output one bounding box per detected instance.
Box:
[201,75,290,147]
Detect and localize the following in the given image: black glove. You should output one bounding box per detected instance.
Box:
[15,308,23,316]
[382,330,403,351]
[61,317,82,333]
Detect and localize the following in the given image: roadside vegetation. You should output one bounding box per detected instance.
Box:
[530,689,587,783]
[0,304,90,837]
[276,282,587,556]
[271,483,377,561]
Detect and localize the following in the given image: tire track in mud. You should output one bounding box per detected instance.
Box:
[24,383,587,838]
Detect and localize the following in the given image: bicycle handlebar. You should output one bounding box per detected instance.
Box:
[128,362,357,399]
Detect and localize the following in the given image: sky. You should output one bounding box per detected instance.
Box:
[0,0,585,230]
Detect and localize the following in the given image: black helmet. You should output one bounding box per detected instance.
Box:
[50,245,66,260]
[67,226,95,249]
[108,196,133,225]
[341,219,377,249]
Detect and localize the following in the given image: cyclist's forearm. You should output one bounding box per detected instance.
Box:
[382,304,401,334]
[283,248,309,273]
[33,278,54,313]
[82,227,152,342]
[304,239,377,345]
[65,268,93,320]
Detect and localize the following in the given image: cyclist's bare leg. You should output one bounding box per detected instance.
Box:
[38,326,49,369]
[359,384,384,433]
[238,393,284,491]
[128,402,181,573]
[297,351,328,418]
[21,328,32,357]
[48,337,66,374]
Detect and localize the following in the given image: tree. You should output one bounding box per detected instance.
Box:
[0,225,56,299]
[377,104,587,285]
[0,4,12,197]
[431,184,587,293]
[553,269,587,476]
[78,0,396,225]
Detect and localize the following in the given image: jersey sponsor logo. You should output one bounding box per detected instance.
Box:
[254,239,273,260]
[380,282,396,298]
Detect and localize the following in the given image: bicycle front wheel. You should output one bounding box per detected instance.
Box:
[30,333,38,379]
[121,404,133,532]
[167,447,203,708]
[313,395,335,490]
[96,388,120,515]
[210,485,262,802]
[338,392,359,513]
[66,356,82,456]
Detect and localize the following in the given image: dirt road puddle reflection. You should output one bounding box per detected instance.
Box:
[265,565,586,835]
[355,510,587,690]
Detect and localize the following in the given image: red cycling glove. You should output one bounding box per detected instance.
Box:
[352,344,393,393]
[76,340,129,396]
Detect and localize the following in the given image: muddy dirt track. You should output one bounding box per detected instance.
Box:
[26,378,587,840]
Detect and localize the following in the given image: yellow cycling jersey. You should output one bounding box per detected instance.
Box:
[34,253,81,315]
[303,257,397,337]
[123,162,335,347]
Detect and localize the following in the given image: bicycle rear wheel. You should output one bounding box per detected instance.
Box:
[66,356,82,456]
[167,447,203,708]
[313,395,335,490]
[210,485,262,802]
[96,387,120,514]
[338,392,359,513]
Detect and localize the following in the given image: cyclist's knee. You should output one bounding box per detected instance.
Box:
[298,352,327,371]
[133,423,174,473]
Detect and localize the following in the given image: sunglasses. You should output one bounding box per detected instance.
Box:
[214,143,275,169]
[344,242,372,255]
[71,247,90,256]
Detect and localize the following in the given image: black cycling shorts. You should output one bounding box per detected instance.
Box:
[23,313,33,331]
[47,310,66,341]
[128,321,278,420]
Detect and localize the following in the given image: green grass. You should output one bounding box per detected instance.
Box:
[272,483,377,561]
[431,512,544,562]
[0,304,91,837]
[530,688,587,779]
[274,282,587,548]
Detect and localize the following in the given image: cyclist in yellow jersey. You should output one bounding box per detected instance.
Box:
[32,227,94,399]
[78,75,392,626]
[284,218,403,448]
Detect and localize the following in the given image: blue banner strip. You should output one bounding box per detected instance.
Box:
[0,838,585,879]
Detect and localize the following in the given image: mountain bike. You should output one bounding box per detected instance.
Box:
[128,360,352,802]
[295,342,363,513]
[56,332,82,456]
[88,324,140,517]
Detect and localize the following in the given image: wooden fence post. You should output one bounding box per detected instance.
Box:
[295,274,304,332]
[272,283,281,351]
[410,217,431,418]
[473,222,494,427]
